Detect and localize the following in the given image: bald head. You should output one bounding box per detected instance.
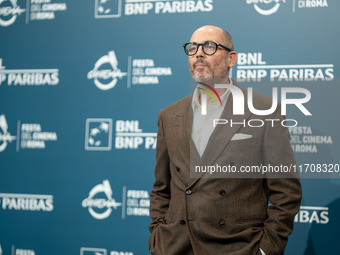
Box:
[190,25,234,51]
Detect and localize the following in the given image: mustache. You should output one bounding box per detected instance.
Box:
[193,59,210,68]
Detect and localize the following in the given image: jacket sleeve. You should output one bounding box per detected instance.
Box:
[149,111,171,233]
[259,107,302,255]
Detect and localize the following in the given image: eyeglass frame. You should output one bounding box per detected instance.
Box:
[183,41,233,56]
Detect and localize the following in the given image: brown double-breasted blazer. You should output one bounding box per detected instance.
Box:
[149,84,302,255]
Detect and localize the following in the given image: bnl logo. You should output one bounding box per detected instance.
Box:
[81,248,107,255]
[80,248,133,255]
[94,0,122,18]
[85,119,113,151]
[85,119,157,150]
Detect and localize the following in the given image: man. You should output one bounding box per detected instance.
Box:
[149,25,302,255]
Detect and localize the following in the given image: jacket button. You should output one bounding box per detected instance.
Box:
[229,162,236,167]
[186,190,192,195]
[180,220,186,225]
[176,166,180,172]
[219,219,226,225]
[219,190,226,196]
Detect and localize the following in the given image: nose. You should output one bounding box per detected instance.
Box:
[195,44,205,58]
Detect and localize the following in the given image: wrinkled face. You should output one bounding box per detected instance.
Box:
[188,27,232,82]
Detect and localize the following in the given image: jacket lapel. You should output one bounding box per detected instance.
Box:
[174,96,194,171]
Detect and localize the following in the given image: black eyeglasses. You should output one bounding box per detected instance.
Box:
[183,41,233,56]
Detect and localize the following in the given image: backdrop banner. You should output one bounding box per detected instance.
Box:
[0,0,339,254]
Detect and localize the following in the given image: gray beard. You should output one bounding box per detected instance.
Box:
[192,74,228,85]
[191,68,229,84]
